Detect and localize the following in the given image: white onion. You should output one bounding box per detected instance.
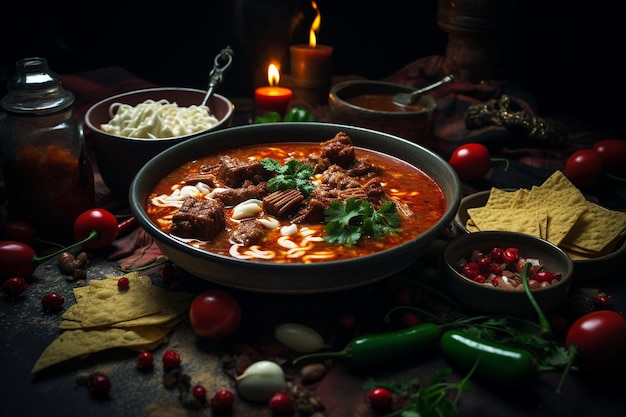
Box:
[236,360,286,402]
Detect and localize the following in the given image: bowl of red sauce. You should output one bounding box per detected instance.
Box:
[129,122,461,293]
[328,80,437,150]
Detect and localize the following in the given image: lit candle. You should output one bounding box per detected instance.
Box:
[289,1,333,97]
[254,64,293,117]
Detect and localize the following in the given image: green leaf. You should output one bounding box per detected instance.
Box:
[323,198,402,246]
[261,157,315,196]
[283,107,314,122]
[253,111,282,124]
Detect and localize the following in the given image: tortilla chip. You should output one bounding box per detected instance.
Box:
[31,327,170,373]
[467,207,542,237]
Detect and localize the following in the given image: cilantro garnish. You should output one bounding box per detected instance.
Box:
[323,198,402,247]
[260,158,316,197]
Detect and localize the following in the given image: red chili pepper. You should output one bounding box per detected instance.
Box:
[117,216,138,237]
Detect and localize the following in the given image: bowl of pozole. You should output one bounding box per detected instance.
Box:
[129,122,461,293]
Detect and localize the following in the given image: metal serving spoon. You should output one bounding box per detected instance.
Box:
[201,46,234,106]
[392,74,455,106]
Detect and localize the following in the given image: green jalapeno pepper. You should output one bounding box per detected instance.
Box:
[440,329,536,385]
[292,322,441,368]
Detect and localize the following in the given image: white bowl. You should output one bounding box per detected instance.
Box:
[84,87,234,196]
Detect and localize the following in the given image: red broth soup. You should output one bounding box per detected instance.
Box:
[145,132,445,263]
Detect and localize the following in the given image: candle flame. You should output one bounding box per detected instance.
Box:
[308,1,321,47]
[267,64,280,86]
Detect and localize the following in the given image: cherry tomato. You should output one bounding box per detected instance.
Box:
[73,208,119,251]
[210,389,235,411]
[565,310,626,373]
[0,241,36,280]
[189,290,242,339]
[1,220,37,244]
[268,392,293,415]
[162,349,181,369]
[592,139,626,178]
[564,149,605,188]
[448,143,490,181]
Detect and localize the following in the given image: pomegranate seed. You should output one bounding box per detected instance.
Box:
[117,276,130,290]
[368,387,392,410]
[86,372,111,397]
[462,262,480,278]
[593,294,612,309]
[268,392,293,415]
[501,247,519,264]
[162,349,181,369]
[136,351,154,369]
[477,256,491,270]
[472,274,487,284]
[41,293,64,312]
[191,384,207,401]
[489,247,504,261]
[3,277,27,299]
[534,270,556,283]
[210,389,235,411]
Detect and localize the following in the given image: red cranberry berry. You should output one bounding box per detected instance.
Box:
[41,293,64,312]
[136,351,154,370]
[593,294,612,310]
[368,387,392,410]
[192,384,207,401]
[117,276,130,290]
[3,277,27,299]
[162,349,181,369]
[268,392,294,415]
[210,389,235,411]
[87,372,111,397]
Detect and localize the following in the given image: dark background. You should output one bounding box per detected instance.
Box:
[1,0,623,136]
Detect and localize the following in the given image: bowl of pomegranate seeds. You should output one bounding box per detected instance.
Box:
[443,230,574,316]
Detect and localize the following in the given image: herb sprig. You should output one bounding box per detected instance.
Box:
[323,198,402,246]
[261,158,316,197]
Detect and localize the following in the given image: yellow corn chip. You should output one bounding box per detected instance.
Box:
[32,327,170,373]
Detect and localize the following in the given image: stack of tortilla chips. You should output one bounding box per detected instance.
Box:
[32,272,194,373]
[464,171,626,260]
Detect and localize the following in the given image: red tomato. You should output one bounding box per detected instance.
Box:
[592,139,626,178]
[564,149,605,188]
[0,241,36,280]
[72,208,119,250]
[565,310,626,373]
[448,143,490,181]
[189,290,242,339]
[1,220,37,244]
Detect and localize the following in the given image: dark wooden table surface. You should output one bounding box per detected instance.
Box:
[1,65,625,417]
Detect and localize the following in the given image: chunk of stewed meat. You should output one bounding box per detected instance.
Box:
[262,189,305,218]
[169,197,226,240]
[319,132,355,168]
[230,219,265,246]
[216,155,269,188]
[211,181,269,206]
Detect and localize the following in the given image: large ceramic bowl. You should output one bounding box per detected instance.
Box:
[129,122,462,293]
[84,87,234,196]
[328,80,437,150]
[443,231,574,316]
[453,190,626,281]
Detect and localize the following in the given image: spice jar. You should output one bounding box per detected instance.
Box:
[0,57,95,244]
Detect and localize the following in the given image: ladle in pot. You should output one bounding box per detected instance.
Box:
[201,46,234,106]
[392,74,455,106]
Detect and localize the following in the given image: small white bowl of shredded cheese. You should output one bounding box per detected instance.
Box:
[85,87,234,196]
